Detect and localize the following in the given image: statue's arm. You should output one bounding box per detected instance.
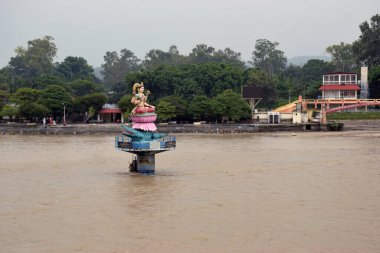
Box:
[131,94,141,105]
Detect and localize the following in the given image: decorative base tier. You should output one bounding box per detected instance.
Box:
[132,122,157,131]
[130,114,157,123]
[115,135,176,174]
[130,114,157,132]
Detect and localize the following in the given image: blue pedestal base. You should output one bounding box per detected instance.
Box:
[135,152,155,174]
[115,134,176,174]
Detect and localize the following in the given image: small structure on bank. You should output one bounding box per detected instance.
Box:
[115,82,176,174]
[319,72,361,99]
[97,104,123,123]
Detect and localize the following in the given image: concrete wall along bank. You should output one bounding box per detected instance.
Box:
[0,123,313,135]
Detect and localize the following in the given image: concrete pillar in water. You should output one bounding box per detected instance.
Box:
[115,135,176,174]
[135,152,156,174]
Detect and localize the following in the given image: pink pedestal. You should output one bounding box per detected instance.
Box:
[131,114,157,132]
[132,123,157,131]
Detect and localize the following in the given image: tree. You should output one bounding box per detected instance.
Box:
[124,64,186,101]
[143,49,170,69]
[77,93,107,113]
[301,59,334,98]
[68,79,104,96]
[142,44,245,69]
[252,39,287,75]
[117,94,134,120]
[353,14,380,66]
[18,102,48,121]
[188,95,212,121]
[56,56,95,81]
[159,95,188,119]
[213,48,245,68]
[121,62,245,103]
[278,64,303,103]
[275,78,293,107]
[33,74,65,90]
[9,88,48,122]
[326,42,355,72]
[281,64,303,80]
[0,104,19,120]
[368,65,380,98]
[9,36,57,81]
[173,77,203,100]
[117,94,134,113]
[101,49,141,89]
[0,90,10,110]
[156,100,176,122]
[11,88,40,104]
[211,89,251,122]
[189,44,216,64]
[143,45,188,69]
[38,85,72,117]
[0,67,11,92]
[301,59,334,81]
[141,64,179,100]
[189,63,243,97]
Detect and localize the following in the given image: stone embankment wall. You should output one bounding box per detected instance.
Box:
[336,120,380,131]
[0,122,318,135]
[9,119,379,134]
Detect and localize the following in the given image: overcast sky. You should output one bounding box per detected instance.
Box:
[0,0,379,68]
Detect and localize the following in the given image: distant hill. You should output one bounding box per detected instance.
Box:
[94,67,104,80]
[288,55,331,66]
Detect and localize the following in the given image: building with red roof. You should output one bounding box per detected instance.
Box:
[319,72,361,99]
[97,104,124,123]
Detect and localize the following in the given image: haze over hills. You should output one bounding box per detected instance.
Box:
[94,67,103,80]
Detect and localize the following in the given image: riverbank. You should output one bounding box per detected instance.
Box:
[1,120,379,135]
[0,122,321,135]
[335,119,380,131]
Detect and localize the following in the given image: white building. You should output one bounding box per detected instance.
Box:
[319,72,361,99]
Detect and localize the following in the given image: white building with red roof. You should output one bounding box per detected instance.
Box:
[97,103,124,123]
[319,72,361,99]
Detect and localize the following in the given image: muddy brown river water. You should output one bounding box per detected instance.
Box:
[1,132,380,253]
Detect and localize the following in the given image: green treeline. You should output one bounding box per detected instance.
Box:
[0,14,380,123]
